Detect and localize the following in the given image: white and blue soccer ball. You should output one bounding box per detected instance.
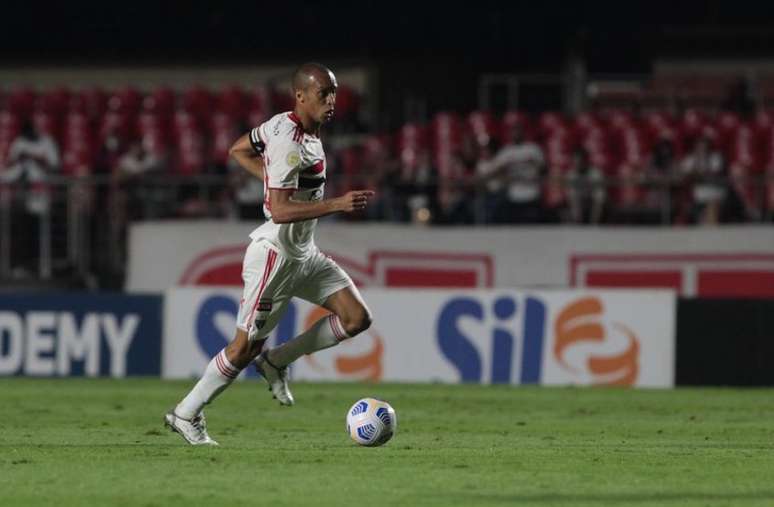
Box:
[346,397,397,447]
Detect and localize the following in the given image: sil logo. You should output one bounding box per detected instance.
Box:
[554,297,639,386]
[303,306,383,381]
[436,295,640,386]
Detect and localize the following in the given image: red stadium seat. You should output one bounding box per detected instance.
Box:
[137,112,170,158]
[537,111,569,139]
[396,123,428,169]
[501,110,533,143]
[679,109,711,147]
[37,87,71,115]
[210,112,237,165]
[216,85,246,120]
[333,85,360,118]
[108,87,143,115]
[362,134,391,160]
[99,111,133,144]
[0,111,21,167]
[603,108,638,133]
[247,108,267,129]
[6,87,36,117]
[467,110,499,147]
[271,89,294,114]
[642,111,675,134]
[61,143,93,176]
[615,125,651,170]
[31,111,60,143]
[574,111,604,135]
[173,111,205,174]
[247,86,271,113]
[143,87,176,115]
[70,87,108,119]
[181,86,213,119]
[61,110,94,176]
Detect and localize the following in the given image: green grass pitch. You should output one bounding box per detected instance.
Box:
[2,378,774,507]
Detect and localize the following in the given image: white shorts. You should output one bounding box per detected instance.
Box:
[236,239,353,341]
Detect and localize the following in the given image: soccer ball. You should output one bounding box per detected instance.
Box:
[346,397,397,447]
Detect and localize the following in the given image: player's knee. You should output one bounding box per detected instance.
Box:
[342,307,372,337]
[226,329,264,367]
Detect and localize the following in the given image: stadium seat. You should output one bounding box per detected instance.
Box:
[70,87,108,119]
[0,111,21,168]
[137,112,170,158]
[537,111,570,140]
[396,123,428,171]
[143,87,176,115]
[173,111,205,174]
[247,85,271,114]
[108,86,143,115]
[181,86,213,119]
[216,85,246,120]
[431,112,463,175]
[466,110,499,147]
[246,108,267,129]
[99,110,134,145]
[271,89,294,114]
[61,142,93,176]
[6,87,36,118]
[37,87,71,115]
[210,112,237,165]
[31,110,60,143]
[334,85,360,119]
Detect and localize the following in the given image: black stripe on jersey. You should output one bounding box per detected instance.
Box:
[249,128,265,155]
[298,177,326,189]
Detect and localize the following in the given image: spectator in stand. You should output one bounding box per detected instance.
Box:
[472,138,500,223]
[679,136,727,224]
[360,140,399,222]
[0,121,60,273]
[565,148,606,224]
[394,150,437,223]
[226,153,264,220]
[435,152,474,225]
[96,123,125,175]
[111,139,163,221]
[722,77,754,118]
[645,137,680,222]
[476,124,545,223]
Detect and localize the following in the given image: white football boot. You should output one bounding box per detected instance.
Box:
[255,352,295,406]
[164,411,219,446]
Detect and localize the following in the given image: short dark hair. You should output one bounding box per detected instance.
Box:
[292,62,333,92]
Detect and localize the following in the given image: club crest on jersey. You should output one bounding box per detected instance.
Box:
[286,151,301,167]
[253,299,273,330]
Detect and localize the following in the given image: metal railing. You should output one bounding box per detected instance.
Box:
[0,172,771,287]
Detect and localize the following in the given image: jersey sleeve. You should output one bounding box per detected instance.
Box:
[264,130,302,190]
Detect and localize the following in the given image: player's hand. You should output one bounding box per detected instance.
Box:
[338,190,375,212]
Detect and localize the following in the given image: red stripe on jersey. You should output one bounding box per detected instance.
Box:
[288,112,303,127]
[246,249,277,333]
[310,160,324,174]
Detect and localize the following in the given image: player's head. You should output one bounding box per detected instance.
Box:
[292,62,337,124]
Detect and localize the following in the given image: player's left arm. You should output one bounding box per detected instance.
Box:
[229,133,265,180]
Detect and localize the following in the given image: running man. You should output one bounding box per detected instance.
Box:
[165,63,374,445]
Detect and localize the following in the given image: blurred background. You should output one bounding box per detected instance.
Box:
[1,1,773,387]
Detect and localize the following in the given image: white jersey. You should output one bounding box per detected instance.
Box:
[248,112,327,261]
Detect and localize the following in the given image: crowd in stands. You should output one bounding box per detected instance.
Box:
[2,85,774,235]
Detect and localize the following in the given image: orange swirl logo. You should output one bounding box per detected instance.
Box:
[303,306,383,381]
[554,297,639,386]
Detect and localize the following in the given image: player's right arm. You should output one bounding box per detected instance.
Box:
[269,188,374,223]
[229,131,265,180]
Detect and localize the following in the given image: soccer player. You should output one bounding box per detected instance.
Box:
[165,63,374,445]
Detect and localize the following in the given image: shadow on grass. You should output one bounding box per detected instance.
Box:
[448,491,774,504]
